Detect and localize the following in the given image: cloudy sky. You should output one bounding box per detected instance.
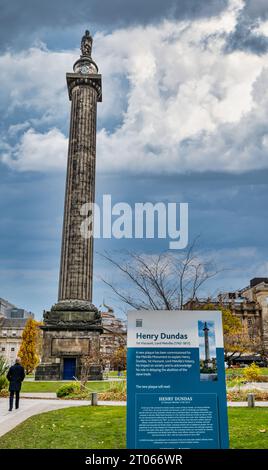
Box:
[1,0,268,318]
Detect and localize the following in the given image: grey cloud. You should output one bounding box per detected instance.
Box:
[225,16,268,54]
[243,0,268,21]
[225,1,268,55]
[0,0,228,50]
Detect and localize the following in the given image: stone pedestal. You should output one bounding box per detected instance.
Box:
[35,300,103,381]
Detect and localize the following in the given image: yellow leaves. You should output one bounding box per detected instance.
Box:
[243,363,262,382]
[18,318,42,374]
[201,305,247,355]
[221,308,242,335]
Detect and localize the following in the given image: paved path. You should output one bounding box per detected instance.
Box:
[0,398,126,438]
[21,393,57,399]
[229,382,268,391]
[228,401,268,407]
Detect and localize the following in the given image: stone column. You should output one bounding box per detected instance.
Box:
[59,85,97,301]
[35,31,103,382]
[203,322,210,362]
[58,31,102,303]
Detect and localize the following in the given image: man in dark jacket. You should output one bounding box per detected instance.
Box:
[7,358,25,411]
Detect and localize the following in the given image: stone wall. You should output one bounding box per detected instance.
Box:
[36,327,102,380]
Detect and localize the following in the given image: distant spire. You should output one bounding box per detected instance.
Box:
[100,298,114,313]
[81,30,92,57]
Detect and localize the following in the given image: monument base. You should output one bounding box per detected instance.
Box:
[35,300,103,381]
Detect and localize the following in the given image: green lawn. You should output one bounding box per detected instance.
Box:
[21,381,112,393]
[0,406,267,449]
[226,367,268,376]
[0,406,125,449]
[106,371,126,378]
[229,408,268,448]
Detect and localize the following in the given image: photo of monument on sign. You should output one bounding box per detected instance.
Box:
[198,320,218,381]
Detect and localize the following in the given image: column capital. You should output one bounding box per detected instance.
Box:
[66,73,102,102]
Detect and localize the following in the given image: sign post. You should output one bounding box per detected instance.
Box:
[127,310,229,449]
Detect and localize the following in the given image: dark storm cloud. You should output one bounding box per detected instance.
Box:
[225,19,268,55]
[225,1,268,55]
[3,0,268,56]
[0,0,228,50]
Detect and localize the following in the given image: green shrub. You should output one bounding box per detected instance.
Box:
[243,363,261,382]
[0,375,8,392]
[56,382,80,398]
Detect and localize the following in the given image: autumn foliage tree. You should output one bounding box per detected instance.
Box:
[111,346,127,370]
[18,318,42,374]
[197,303,262,362]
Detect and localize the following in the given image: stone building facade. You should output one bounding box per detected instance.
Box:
[0,299,34,365]
[241,278,268,350]
[99,303,126,368]
[185,277,268,353]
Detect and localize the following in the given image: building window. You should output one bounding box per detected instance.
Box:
[11,347,15,352]
[1,347,5,351]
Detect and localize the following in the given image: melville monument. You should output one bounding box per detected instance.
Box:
[203,322,210,363]
[36,31,103,381]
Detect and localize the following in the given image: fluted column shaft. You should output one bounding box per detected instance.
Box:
[58,83,97,302]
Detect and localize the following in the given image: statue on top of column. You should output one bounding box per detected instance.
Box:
[81,30,92,57]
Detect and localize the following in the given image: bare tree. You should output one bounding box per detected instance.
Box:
[98,240,221,311]
[100,326,127,370]
[80,340,102,388]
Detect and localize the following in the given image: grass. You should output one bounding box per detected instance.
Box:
[20,369,268,393]
[0,406,126,449]
[21,381,113,393]
[226,367,268,376]
[226,367,268,388]
[106,371,126,378]
[229,408,268,449]
[0,406,268,449]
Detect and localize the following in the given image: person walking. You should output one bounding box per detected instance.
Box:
[7,358,25,411]
[117,364,122,377]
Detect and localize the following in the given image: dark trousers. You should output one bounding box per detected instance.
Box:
[9,390,20,410]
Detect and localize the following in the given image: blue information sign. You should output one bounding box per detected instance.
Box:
[127,310,229,449]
